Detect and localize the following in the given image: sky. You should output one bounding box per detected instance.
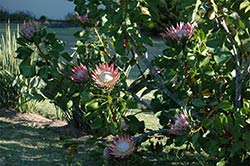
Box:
[0,0,75,20]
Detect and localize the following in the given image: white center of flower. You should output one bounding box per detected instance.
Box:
[176,29,187,37]
[100,71,113,83]
[76,71,84,78]
[117,141,130,153]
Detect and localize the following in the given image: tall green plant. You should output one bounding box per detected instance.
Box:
[0,21,19,73]
[0,21,41,112]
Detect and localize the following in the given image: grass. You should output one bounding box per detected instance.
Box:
[0,118,197,166]
[0,120,66,165]
[0,118,104,166]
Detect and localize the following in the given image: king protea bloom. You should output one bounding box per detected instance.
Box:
[160,22,197,41]
[91,63,119,88]
[20,22,39,41]
[168,112,190,135]
[109,135,135,159]
[75,12,90,24]
[76,15,89,24]
[70,63,89,82]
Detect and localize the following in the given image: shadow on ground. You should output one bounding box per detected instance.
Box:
[0,119,104,166]
[0,110,195,166]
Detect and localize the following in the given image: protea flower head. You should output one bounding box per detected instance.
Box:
[70,63,89,82]
[91,63,119,88]
[20,21,39,41]
[109,135,135,159]
[168,111,190,135]
[160,22,197,41]
[76,13,89,23]
[75,12,89,24]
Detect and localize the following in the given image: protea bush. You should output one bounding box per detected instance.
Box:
[15,0,250,164]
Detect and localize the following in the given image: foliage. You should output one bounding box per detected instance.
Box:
[0,9,35,22]
[16,0,250,164]
[0,22,41,112]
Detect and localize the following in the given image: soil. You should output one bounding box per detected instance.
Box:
[0,109,86,138]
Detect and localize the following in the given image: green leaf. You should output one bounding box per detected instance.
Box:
[219,114,228,125]
[126,99,138,109]
[205,70,215,76]
[216,158,226,166]
[41,80,58,99]
[55,95,68,111]
[208,11,216,20]
[29,77,41,88]
[243,132,250,148]
[80,91,92,103]
[245,6,250,13]
[19,64,36,77]
[61,52,72,62]
[192,99,206,107]
[16,47,33,59]
[46,33,56,41]
[25,93,44,101]
[219,100,233,112]
[240,0,250,10]
[199,56,210,67]
[214,52,231,64]
[38,66,49,80]
[125,115,145,134]
[91,118,103,129]
[86,100,99,110]
[107,95,112,104]
[234,32,241,46]
[191,132,200,145]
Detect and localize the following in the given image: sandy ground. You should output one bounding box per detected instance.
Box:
[0,109,86,137]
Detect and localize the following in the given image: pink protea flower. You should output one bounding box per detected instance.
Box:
[20,21,39,41]
[160,22,197,41]
[70,63,89,82]
[91,63,119,88]
[168,111,190,135]
[109,135,135,159]
[75,12,89,23]
[76,15,89,23]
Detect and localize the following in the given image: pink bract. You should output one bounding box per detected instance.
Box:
[75,12,89,23]
[109,135,135,159]
[20,22,39,41]
[91,63,119,88]
[160,22,197,41]
[103,147,111,160]
[70,63,89,82]
[168,112,190,135]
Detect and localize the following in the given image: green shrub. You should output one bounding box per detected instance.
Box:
[0,9,35,22]
[16,0,250,164]
[0,22,41,112]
